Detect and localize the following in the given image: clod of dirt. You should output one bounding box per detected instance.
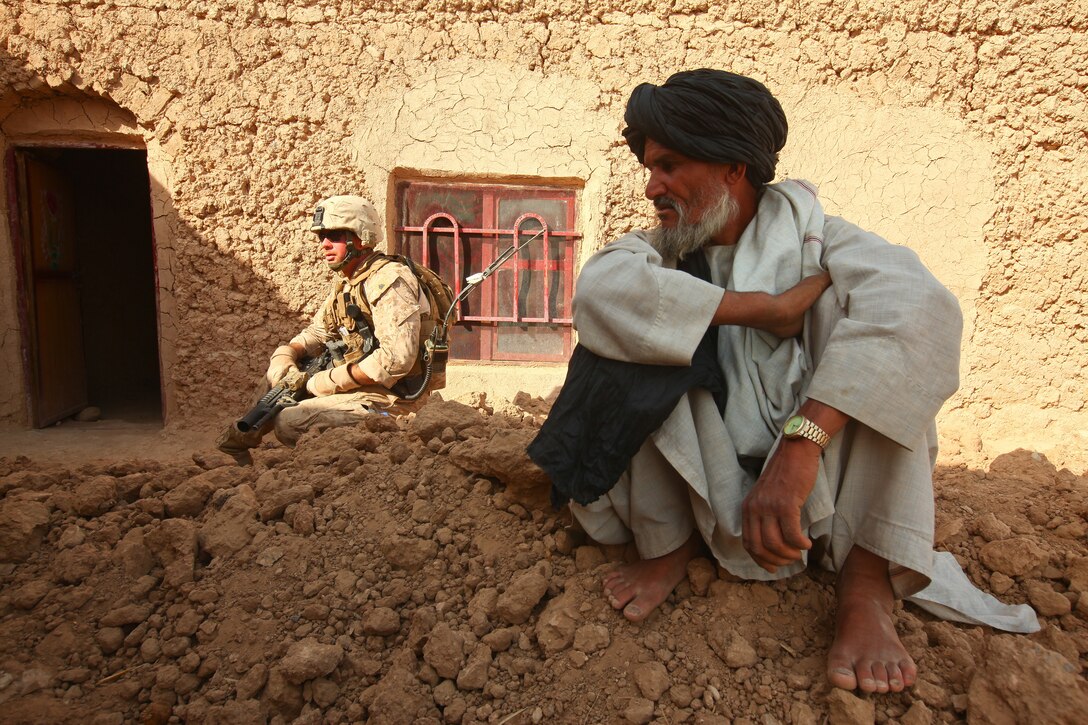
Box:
[0,498,50,563]
[966,634,1088,723]
[0,400,1086,724]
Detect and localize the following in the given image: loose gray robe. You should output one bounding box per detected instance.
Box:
[571,180,1036,632]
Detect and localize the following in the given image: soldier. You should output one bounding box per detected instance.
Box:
[217,195,430,463]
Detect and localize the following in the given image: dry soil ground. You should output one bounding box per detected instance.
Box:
[1,396,1087,724]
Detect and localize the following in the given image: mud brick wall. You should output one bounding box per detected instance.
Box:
[1,1,1085,464]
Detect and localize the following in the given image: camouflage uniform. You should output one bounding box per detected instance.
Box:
[273,252,430,445]
[217,195,431,463]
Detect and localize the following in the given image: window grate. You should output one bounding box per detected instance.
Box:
[394,181,580,362]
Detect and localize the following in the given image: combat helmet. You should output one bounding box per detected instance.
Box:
[311,195,383,270]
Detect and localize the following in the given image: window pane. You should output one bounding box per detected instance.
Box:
[435,233,488,320]
[498,200,569,265]
[496,267,514,318]
[551,238,574,319]
[449,325,482,361]
[495,323,565,357]
[497,196,569,231]
[495,259,542,319]
[406,185,482,228]
[396,180,577,362]
[496,202,565,322]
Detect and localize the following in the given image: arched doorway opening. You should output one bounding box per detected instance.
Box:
[11,144,162,426]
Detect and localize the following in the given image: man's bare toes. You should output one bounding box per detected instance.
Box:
[900,659,918,688]
[885,663,905,693]
[887,659,919,692]
[623,599,651,622]
[603,574,636,610]
[602,571,628,594]
[868,662,890,694]
[850,660,891,694]
[827,665,858,691]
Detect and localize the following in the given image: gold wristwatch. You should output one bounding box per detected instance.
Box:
[782,414,831,449]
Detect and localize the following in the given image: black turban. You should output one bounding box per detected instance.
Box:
[623,69,788,187]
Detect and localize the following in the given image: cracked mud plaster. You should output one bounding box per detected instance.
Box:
[0,0,1085,467]
[356,62,609,181]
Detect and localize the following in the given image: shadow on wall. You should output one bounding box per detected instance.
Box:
[0,83,316,432]
[145,172,321,432]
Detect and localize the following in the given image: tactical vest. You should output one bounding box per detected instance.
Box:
[322,254,433,383]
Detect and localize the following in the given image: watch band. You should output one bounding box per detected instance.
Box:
[783,415,831,449]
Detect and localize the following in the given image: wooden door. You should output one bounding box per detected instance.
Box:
[15,150,88,426]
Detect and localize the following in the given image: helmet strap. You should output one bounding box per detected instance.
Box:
[327,242,363,272]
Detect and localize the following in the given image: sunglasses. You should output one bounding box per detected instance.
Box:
[317,229,353,243]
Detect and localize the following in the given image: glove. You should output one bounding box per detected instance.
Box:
[266,345,299,385]
[306,364,362,397]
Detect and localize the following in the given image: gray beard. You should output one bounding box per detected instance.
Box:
[648,189,740,260]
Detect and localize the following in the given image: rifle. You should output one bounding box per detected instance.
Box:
[235,347,334,433]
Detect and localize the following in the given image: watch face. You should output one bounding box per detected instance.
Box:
[784,415,804,435]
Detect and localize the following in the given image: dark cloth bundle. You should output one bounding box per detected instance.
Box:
[528,253,725,508]
[622,68,788,187]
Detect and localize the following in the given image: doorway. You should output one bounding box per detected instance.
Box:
[12,146,162,427]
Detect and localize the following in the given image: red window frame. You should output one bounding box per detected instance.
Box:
[394,181,579,363]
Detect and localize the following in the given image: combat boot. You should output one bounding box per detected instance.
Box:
[215,423,264,466]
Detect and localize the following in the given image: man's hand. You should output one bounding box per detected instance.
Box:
[713,272,832,337]
[266,345,300,386]
[741,438,819,572]
[742,400,849,572]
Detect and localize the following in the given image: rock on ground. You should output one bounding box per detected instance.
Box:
[0,401,1086,724]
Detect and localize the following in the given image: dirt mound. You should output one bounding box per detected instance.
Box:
[1,400,1086,724]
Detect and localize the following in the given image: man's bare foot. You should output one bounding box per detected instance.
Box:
[827,546,917,693]
[602,533,702,622]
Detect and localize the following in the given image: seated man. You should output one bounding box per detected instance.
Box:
[538,69,1035,694]
[218,195,430,460]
